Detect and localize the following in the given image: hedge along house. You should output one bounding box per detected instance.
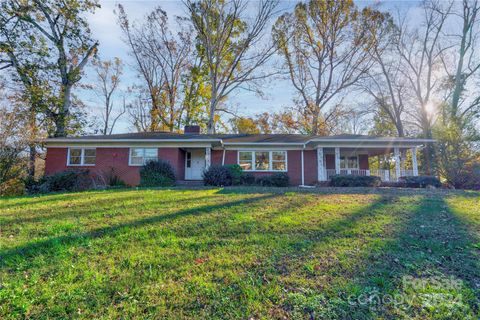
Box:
[44,126,433,186]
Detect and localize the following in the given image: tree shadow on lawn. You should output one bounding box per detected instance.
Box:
[218,186,480,198]
[331,195,480,319]
[2,190,478,319]
[0,188,144,210]
[0,193,279,272]
[0,191,392,319]
[0,187,216,212]
[80,193,389,319]
[0,194,217,227]
[155,193,399,318]
[205,193,479,319]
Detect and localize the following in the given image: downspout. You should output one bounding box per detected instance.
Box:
[301,144,305,186]
[221,141,226,166]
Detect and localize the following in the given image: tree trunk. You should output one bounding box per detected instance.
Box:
[207,95,217,134]
[450,7,469,118]
[311,105,319,135]
[54,84,72,137]
[149,94,160,132]
[28,144,36,178]
[103,98,110,135]
[421,128,436,176]
[54,113,66,137]
[28,107,37,177]
[395,114,405,137]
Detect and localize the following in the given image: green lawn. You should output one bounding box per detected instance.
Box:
[0,187,479,319]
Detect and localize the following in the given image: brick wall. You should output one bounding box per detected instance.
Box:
[45,146,371,187]
[45,147,184,186]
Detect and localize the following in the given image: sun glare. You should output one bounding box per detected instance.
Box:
[424,101,436,117]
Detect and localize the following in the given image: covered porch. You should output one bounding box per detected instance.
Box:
[316,146,419,182]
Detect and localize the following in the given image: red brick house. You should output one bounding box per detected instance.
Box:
[44,126,432,186]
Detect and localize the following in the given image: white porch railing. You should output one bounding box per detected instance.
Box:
[326,169,415,182]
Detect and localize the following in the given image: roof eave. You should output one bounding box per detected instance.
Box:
[44,138,223,144]
[307,138,435,143]
[222,142,306,145]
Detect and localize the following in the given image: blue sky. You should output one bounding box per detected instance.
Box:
[82,0,419,133]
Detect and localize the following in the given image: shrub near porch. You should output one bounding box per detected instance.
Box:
[0,188,479,319]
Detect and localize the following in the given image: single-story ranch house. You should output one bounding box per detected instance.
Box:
[44,126,433,186]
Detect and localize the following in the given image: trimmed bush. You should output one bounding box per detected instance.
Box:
[255,172,290,187]
[240,173,256,185]
[270,172,290,187]
[47,170,89,191]
[399,176,441,188]
[330,175,381,187]
[202,165,232,186]
[27,170,92,194]
[140,160,176,187]
[255,175,273,187]
[226,164,243,185]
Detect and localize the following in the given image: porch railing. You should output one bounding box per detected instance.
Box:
[325,169,415,182]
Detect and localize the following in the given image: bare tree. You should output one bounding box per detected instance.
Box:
[127,91,155,133]
[186,0,279,133]
[442,0,480,124]
[117,5,199,132]
[397,0,452,125]
[396,0,453,173]
[337,106,370,135]
[91,58,125,135]
[361,11,408,137]
[272,1,385,135]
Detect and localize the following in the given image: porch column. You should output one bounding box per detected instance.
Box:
[411,147,418,176]
[317,147,326,181]
[394,147,401,181]
[335,147,341,174]
[205,147,211,169]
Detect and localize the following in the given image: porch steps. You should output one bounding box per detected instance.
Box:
[176,180,204,186]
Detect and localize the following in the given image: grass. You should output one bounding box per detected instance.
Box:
[0,187,479,319]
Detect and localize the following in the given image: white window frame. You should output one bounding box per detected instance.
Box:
[237,151,287,172]
[128,148,158,166]
[67,148,96,166]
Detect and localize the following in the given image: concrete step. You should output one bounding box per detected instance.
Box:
[176,180,204,186]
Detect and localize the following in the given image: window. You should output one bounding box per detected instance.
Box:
[67,148,96,166]
[129,148,157,166]
[239,151,253,170]
[255,151,269,170]
[272,151,286,171]
[238,151,287,171]
[340,156,358,169]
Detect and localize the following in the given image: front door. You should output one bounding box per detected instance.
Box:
[185,149,205,180]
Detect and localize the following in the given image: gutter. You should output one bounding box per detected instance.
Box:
[44,138,223,143]
[222,142,306,146]
[306,138,436,143]
[220,139,226,165]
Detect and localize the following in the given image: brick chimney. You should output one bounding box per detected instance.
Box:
[184,125,201,134]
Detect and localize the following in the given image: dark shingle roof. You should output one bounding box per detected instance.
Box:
[49,132,225,140]
[46,132,433,144]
